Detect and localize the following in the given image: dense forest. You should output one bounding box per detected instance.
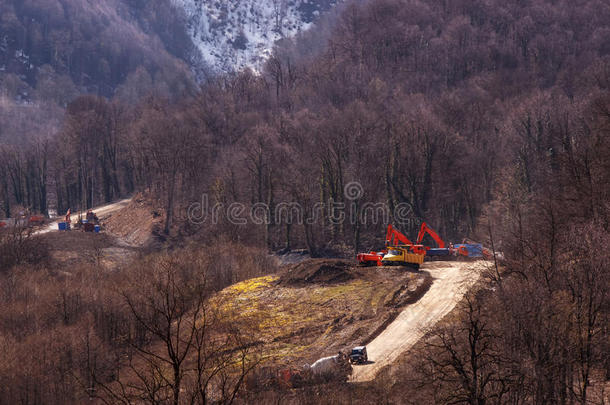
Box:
[0,0,609,403]
[0,0,195,98]
[0,0,196,155]
[3,0,609,249]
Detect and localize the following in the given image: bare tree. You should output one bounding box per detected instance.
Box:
[416,293,511,405]
[563,222,609,404]
[91,253,260,404]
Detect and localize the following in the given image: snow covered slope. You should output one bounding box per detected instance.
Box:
[172,0,338,72]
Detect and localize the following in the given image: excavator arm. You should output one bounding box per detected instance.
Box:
[385,224,415,247]
[416,222,446,249]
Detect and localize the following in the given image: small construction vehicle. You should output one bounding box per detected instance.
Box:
[78,209,100,232]
[349,346,368,364]
[356,250,386,266]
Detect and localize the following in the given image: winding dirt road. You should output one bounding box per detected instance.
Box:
[36,198,132,235]
[351,261,485,382]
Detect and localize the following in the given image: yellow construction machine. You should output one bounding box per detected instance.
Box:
[381,246,425,270]
[380,225,425,270]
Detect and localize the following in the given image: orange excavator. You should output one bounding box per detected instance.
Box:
[356,225,425,269]
[416,222,445,248]
[386,224,426,255]
[416,222,454,259]
[416,222,492,260]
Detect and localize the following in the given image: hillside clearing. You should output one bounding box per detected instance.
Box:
[351,261,486,382]
[213,259,432,368]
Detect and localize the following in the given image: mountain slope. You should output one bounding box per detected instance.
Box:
[0,0,198,145]
[0,0,195,104]
[173,0,340,72]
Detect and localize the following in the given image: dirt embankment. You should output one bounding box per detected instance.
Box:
[33,196,148,270]
[215,259,432,368]
[102,195,161,248]
[279,259,357,285]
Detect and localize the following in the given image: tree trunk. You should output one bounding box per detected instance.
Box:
[285,223,291,251]
[1,178,9,218]
[164,170,177,235]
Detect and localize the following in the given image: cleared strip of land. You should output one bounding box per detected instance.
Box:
[351,261,484,382]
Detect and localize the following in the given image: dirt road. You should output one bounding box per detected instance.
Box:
[350,261,485,382]
[36,198,132,235]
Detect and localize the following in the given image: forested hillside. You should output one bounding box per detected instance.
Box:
[0,0,194,100]
[4,0,607,248]
[0,0,344,148]
[0,0,609,403]
[0,0,196,151]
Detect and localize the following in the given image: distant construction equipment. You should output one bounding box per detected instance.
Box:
[58,208,101,233]
[357,224,425,270]
[357,222,492,268]
[0,213,46,229]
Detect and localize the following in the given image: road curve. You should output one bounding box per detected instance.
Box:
[36,198,132,235]
[351,261,485,382]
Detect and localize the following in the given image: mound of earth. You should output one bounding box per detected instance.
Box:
[279,259,358,285]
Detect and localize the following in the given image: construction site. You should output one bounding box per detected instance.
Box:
[0,189,608,405]
[1,197,494,385]
[1,0,609,401]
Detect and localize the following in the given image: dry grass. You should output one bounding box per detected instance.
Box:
[212,262,431,368]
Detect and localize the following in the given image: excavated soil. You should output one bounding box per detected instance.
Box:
[279,259,360,286]
[102,194,161,247]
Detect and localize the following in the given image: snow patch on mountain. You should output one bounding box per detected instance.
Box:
[172,0,338,72]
